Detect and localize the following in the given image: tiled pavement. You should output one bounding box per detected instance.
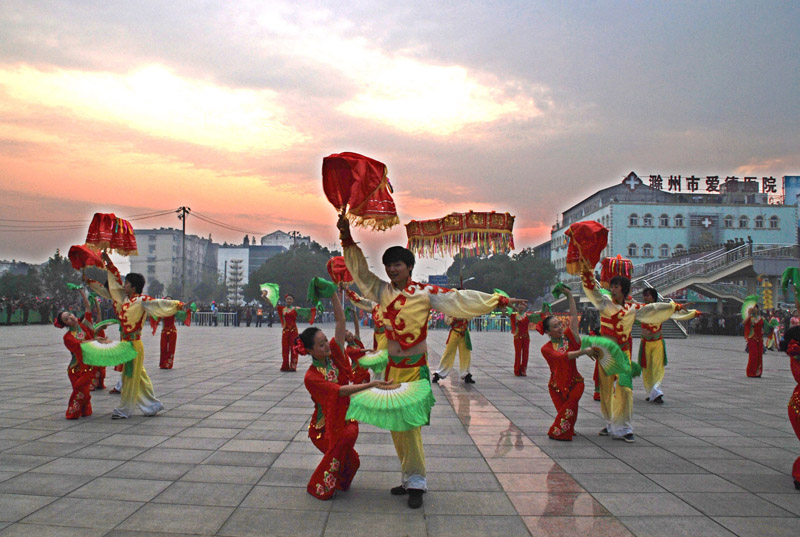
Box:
[0,324,798,536]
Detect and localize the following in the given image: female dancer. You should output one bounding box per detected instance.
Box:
[301,288,389,499]
[744,305,764,378]
[277,294,315,372]
[539,285,596,441]
[780,289,800,489]
[55,287,104,419]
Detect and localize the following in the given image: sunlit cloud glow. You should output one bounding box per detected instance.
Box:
[0,64,309,152]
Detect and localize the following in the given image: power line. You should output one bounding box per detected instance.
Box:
[190,211,266,236]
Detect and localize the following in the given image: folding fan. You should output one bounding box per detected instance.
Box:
[580,335,641,390]
[345,379,435,431]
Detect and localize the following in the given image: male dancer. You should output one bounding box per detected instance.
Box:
[432,316,474,384]
[85,254,186,419]
[638,287,698,404]
[581,271,683,442]
[338,214,525,508]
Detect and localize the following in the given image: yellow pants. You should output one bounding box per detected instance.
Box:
[435,333,471,379]
[386,358,427,490]
[641,339,665,401]
[115,340,163,419]
[598,349,633,437]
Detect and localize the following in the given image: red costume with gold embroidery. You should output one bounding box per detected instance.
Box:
[159,315,177,369]
[62,313,97,419]
[278,305,316,371]
[511,312,538,377]
[541,327,584,441]
[304,337,360,500]
[744,315,764,378]
[788,345,800,487]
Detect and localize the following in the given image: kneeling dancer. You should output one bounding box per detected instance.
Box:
[302,289,389,500]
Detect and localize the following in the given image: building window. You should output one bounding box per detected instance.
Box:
[769,216,780,229]
[660,214,669,227]
[629,214,639,227]
[674,214,684,227]
[628,243,638,257]
[674,244,685,255]
[724,215,734,228]
[660,244,669,257]
[642,243,653,257]
[739,216,749,228]
[754,215,764,229]
[643,214,653,227]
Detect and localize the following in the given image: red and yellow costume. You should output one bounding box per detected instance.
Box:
[62,313,97,419]
[581,270,680,437]
[87,261,184,419]
[159,315,177,369]
[638,309,698,401]
[510,312,539,376]
[345,288,387,351]
[540,327,584,440]
[743,314,764,378]
[434,317,472,380]
[278,305,316,372]
[304,337,360,500]
[344,240,509,490]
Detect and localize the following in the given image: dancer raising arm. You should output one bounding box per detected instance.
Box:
[85,253,186,419]
[540,285,595,440]
[301,286,390,500]
[338,213,526,508]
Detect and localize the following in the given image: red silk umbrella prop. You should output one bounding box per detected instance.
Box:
[405,211,515,258]
[322,152,399,231]
[68,244,105,271]
[565,220,608,275]
[326,256,353,285]
[85,212,138,256]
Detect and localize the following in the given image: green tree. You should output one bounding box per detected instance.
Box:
[0,269,41,299]
[147,278,165,298]
[39,250,79,303]
[445,248,556,301]
[244,242,339,306]
[191,270,227,304]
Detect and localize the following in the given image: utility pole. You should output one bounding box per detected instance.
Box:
[177,206,191,299]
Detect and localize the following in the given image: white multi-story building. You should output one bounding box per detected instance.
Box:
[129,228,217,295]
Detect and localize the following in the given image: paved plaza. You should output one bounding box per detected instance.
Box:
[1,324,799,537]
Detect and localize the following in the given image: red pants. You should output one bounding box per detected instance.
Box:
[308,422,360,499]
[548,381,584,441]
[514,336,529,376]
[592,362,601,400]
[746,337,763,377]
[66,366,95,419]
[790,387,800,483]
[160,328,177,369]
[281,328,298,371]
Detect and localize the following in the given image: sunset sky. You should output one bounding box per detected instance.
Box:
[1,1,798,277]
